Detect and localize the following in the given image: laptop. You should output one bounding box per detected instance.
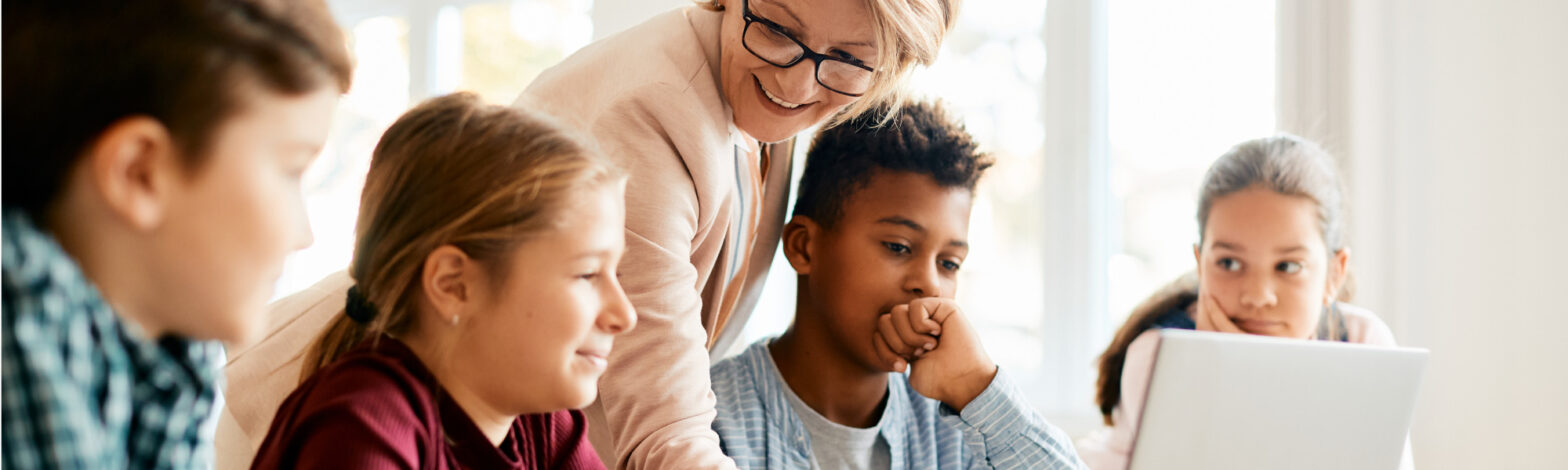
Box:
[1128,329,1428,470]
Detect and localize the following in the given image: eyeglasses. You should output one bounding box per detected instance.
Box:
[740,0,876,97]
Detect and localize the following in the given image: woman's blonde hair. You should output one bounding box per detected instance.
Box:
[301,92,621,381]
[1093,134,1353,425]
[701,0,960,126]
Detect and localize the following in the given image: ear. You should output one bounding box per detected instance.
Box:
[84,117,182,231]
[422,245,475,323]
[781,215,819,275]
[1324,247,1352,305]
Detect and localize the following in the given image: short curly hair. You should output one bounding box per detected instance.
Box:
[791,99,993,228]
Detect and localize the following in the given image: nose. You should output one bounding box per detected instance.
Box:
[291,198,315,252]
[1239,272,1277,310]
[902,260,943,299]
[598,275,637,335]
[774,58,820,101]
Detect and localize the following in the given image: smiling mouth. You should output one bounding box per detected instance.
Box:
[576,350,608,369]
[755,76,805,110]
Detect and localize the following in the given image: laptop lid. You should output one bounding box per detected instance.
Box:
[1128,329,1428,470]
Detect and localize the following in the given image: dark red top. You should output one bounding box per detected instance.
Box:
[251,335,604,469]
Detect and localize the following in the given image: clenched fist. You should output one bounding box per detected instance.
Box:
[872,297,997,411]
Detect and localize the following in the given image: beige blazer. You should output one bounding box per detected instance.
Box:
[214,270,353,470]
[517,7,793,468]
[214,6,792,470]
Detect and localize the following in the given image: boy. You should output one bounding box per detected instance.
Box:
[2,1,351,467]
[710,100,1086,469]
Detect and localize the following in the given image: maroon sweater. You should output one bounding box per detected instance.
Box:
[251,335,604,469]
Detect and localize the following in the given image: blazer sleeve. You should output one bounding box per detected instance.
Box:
[583,90,737,470]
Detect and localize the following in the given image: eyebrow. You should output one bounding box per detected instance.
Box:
[877,216,924,232]
[1210,241,1244,252]
[758,0,875,50]
[1210,241,1309,254]
[757,0,805,29]
[571,250,615,260]
[876,216,969,249]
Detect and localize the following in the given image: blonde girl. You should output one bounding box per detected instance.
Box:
[251,93,633,469]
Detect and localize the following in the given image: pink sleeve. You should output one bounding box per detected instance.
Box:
[1341,304,1400,347]
[1081,330,1161,470]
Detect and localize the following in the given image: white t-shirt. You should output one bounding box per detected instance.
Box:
[771,361,892,470]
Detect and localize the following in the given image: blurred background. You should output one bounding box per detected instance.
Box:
[285,0,1567,466]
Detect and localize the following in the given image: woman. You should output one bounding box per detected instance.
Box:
[217,0,959,468]
[1074,135,1412,469]
[251,93,632,468]
[513,0,960,466]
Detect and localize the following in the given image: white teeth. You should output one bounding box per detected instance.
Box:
[761,86,803,109]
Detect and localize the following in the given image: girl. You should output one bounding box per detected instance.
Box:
[1077,134,1411,469]
[250,93,634,469]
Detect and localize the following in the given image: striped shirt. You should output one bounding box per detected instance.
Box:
[711,340,1087,469]
[2,210,222,469]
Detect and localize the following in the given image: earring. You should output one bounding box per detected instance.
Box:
[450,315,460,326]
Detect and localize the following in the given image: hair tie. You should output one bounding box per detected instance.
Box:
[345,285,378,324]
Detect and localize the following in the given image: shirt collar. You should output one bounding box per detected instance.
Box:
[2,209,222,392]
[749,339,912,465]
[730,122,758,154]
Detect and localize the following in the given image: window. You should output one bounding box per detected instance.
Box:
[1105,0,1276,327]
[276,0,594,296]
[275,15,409,297]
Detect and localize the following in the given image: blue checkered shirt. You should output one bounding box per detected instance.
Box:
[712,340,1087,469]
[2,210,222,469]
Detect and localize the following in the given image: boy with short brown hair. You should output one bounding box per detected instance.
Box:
[2,0,351,467]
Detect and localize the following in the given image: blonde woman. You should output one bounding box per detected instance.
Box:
[513,1,962,467]
[1076,135,1412,470]
[249,93,632,468]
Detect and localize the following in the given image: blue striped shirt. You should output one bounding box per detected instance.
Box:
[711,340,1087,469]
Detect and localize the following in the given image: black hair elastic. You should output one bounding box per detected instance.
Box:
[345,285,378,324]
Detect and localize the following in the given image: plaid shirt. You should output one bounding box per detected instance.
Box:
[2,210,222,469]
